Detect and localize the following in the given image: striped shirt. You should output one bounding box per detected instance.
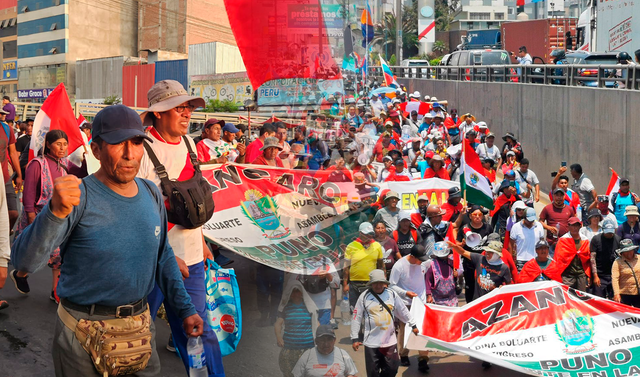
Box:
[280,302,315,349]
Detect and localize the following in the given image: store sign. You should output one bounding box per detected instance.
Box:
[2,61,16,80]
[17,88,53,99]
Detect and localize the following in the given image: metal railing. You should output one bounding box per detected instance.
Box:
[369,64,640,90]
[11,101,304,127]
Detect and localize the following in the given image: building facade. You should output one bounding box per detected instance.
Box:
[451,0,518,30]
[17,0,137,100]
[0,0,17,100]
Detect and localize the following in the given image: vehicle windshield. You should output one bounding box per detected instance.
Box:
[583,57,618,65]
[473,51,509,65]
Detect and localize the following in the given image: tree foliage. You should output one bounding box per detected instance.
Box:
[435,0,462,31]
[204,99,238,113]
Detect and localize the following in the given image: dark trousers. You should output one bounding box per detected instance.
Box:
[256,264,283,320]
[364,345,400,377]
[463,261,476,303]
[621,294,640,308]
[562,274,587,292]
[590,275,613,299]
[349,281,369,314]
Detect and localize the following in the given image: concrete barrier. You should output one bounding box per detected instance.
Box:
[400,79,640,195]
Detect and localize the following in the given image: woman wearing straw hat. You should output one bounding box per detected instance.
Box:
[612,239,640,307]
[252,136,285,167]
[616,206,640,245]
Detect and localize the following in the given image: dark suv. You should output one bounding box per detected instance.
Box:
[566,51,618,87]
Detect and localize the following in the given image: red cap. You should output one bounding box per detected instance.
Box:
[568,217,582,225]
[425,151,435,159]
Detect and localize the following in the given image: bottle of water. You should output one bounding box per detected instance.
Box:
[341,295,351,326]
[187,335,208,377]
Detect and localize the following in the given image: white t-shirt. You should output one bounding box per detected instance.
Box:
[138,127,204,267]
[475,143,501,162]
[515,169,540,204]
[292,348,358,377]
[389,256,427,306]
[510,221,545,262]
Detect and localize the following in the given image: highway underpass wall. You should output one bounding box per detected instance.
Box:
[399,79,640,195]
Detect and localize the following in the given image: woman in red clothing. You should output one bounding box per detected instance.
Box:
[423,155,450,180]
[252,137,284,167]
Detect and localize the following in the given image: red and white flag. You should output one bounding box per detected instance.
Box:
[399,101,431,118]
[29,83,84,162]
[606,168,620,211]
[77,113,87,128]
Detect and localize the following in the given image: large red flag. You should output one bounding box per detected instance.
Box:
[223,0,341,90]
[29,83,84,161]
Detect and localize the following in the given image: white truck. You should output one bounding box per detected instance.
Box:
[577,1,640,55]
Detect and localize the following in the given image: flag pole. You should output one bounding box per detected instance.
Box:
[462,139,467,206]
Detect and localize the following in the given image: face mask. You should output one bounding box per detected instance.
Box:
[486,253,503,265]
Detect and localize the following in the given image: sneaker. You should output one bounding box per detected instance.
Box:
[481,361,492,369]
[10,270,29,294]
[400,356,410,367]
[329,318,338,329]
[50,290,60,304]
[418,359,430,373]
[166,335,176,353]
[214,254,234,267]
[0,300,8,310]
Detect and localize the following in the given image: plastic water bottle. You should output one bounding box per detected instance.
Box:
[341,295,351,326]
[187,335,208,377]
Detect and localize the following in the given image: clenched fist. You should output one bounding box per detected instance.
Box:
[50,175,83,219]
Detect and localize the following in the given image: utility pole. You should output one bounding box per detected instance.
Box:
[396,0,403,63]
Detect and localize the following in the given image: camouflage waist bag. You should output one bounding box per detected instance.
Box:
[58,304,153,377]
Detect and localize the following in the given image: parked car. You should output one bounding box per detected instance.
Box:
[566,51,618,87]
[400,59,431,78]
[444,49,510,81]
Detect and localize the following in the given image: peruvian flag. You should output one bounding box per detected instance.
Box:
[606,168,620,211]
[460,139,494,209]
[399,101,431,118]
[28,83,84,162]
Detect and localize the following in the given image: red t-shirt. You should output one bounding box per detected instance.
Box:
[441,202,463,222]
[245,138,264,163]
[423,167,450,180]
[0,123,16,182]
[373,142,396,163]
[539,203,576,243]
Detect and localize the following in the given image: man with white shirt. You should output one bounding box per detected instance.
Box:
[475,133,501,167]
[510,207,545,272]
[138,80,224,376]
[351,269,418,377]
[389,244,430,373]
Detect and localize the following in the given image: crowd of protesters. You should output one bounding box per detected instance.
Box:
[1,81,640,377]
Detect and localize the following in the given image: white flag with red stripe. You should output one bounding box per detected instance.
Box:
[29,83,84,162]
[606,168,620,211]
[399,101,431,118]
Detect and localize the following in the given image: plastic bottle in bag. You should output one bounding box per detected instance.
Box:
[187,335,208,377]
[341,295,351,326]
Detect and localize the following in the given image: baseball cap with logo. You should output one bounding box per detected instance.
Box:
[602,218,616,234]
[141,80,206,126]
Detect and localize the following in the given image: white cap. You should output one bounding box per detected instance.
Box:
[398,211,411,222]
[512,201,527,211]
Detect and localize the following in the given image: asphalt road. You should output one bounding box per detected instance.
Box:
[0,248,530,377]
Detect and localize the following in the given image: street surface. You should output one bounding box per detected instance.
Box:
[0,250,529,377]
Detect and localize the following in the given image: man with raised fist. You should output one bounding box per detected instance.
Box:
[10,105,202,376]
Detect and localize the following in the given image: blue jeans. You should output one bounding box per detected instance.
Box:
[148,261,225,377]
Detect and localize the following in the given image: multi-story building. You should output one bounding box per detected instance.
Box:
[451,0,518,30]
[0,0,17,100]
[16,0,138,100]
[138,0,236,54]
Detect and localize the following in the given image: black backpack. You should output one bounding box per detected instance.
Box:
[143,136,215,229]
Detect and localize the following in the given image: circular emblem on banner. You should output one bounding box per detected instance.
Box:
[220,314,236,333]
[469,173,479,186]
[420,6,434,18]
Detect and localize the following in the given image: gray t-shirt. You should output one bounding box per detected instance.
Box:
[373,207,400,234]
[292,347,358,377]
[516,168,540,204]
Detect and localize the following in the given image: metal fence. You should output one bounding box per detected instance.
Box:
[369,64,640,90]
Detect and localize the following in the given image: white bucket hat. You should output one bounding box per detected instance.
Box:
[141,80,206,126]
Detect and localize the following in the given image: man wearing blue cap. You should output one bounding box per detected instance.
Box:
[221,122,245,163]
[11,105,203,376]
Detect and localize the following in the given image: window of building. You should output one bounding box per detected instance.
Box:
[495,13,505,19]
[49,47,58,54]
[469,12,491,20]
[50,23,57,31]
[9,18,15,27]
[508,8,514,14]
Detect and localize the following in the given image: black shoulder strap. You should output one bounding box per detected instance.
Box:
[182,136,201,173]
[143,141,171,183]
[368,289,394,320]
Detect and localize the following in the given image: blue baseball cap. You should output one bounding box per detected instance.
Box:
[602,219,616,234]
[92,105,151,145]
[222,123,240,133]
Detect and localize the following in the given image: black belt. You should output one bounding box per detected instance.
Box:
[61,297,148,318]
